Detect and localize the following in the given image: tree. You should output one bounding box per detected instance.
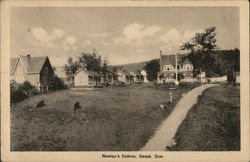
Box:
[181,27,217,77]
[65,57,79,80]
[78,50,103,72]
[111,65,123,73]
[110,66,118,73]
[64,49,109,80]
[210,49,240,82]
[144,59,160,82]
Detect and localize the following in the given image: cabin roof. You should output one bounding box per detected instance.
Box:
[10,55,48,75]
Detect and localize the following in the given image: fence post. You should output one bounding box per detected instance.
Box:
[169,92,172,103]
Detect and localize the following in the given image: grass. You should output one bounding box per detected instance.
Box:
[11,83,198,151]
[168,84,240,151]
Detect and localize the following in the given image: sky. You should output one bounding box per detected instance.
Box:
[11,7,239,67]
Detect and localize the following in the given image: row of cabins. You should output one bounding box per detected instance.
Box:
[10,54,149,90]
[10,54,240,91]
[73,69,148,88]
[116,70,148,84]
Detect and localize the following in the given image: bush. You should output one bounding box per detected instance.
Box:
[10,81,27,104]
[18,81,38,96]
[179,82,201,89]
[49,75,67,91]
[10,80,38,104]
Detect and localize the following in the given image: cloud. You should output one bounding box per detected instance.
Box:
[102,42,110,46]
[31,27,64,43]
[89,32,110,37]
[82,40,91,47]
[53,29,65,39]
[136,49,145,53]
[182,29,202,43]
[160,28,202,54]
[63,36,77,50]
[160,28,181,44]
[114,23,162,45]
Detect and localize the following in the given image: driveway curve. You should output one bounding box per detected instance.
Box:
[140,84,218,151]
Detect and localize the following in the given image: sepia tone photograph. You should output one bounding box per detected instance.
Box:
[1,0,249,162]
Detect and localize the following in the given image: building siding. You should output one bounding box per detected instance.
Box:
[10,56,54,92]
[74,71,89,87]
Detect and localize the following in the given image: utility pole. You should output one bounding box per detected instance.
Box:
[232,55,235,82]
[175,53,179,86]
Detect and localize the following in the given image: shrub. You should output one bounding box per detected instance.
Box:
[18,81,38,96]
[10,80,38,104]
[49,75,67,91]
[10,81,28,104]
[179,82,201,89]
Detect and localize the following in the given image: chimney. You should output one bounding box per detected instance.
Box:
[27,54,31,62]
[160,50,162,56]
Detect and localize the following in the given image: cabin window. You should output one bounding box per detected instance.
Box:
[164,65,172,71]
[29,77,34,83]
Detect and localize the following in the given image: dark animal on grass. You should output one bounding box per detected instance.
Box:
[160,103,169,111]
[160,103,166,110]
[74,102,81,112]
[36,100,45,108]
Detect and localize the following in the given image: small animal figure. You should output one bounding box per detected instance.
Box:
[160,103,167,111]
[74,102,81,112]
[36,100,45,108]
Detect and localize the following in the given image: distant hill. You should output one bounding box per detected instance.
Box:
[112,59,159,72]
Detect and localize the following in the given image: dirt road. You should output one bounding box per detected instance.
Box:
[140,84,218,151]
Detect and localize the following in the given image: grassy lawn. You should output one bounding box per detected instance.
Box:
[168,85,240,151]
[11,83,198,151]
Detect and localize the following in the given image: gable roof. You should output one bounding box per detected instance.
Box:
[160,54,192,69]
[101,70,120,76]
[10,55,49,75]
[73,69,102,77]
[10,58,18,75]
[117,70,133,76]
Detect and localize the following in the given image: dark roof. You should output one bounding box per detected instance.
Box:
[10,55,49,74]
[160,54,191,70]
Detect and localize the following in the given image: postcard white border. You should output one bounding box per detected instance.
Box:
[1,1,249,162]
